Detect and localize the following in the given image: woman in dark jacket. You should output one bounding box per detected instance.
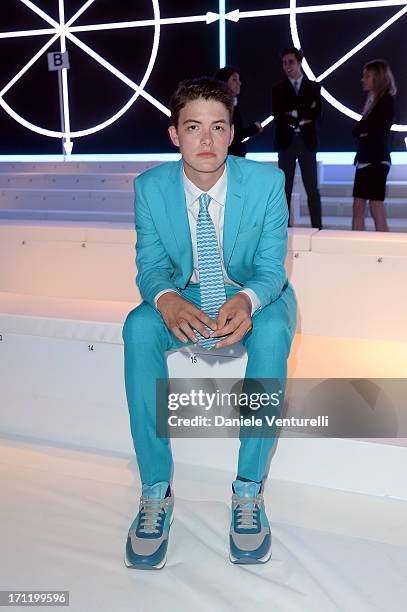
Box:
[214,66,263,157]
[352,59,397,231]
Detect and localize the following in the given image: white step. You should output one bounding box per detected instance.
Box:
[0,188,133,212]
[0,161,163,174]
[0,173,135,190]
[321,181,407,198]
[312,198,407,218]
[295,216,407,232]
[0,209,134,222]
[322,163,406,182]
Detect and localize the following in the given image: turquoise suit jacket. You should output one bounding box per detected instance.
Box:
[133,155,290,311]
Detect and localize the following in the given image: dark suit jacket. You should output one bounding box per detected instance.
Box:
[353,93,395,164]
[271,76,322,152]
[229,103,261,157]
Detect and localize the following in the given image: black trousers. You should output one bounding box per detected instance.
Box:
[278,133,322,229]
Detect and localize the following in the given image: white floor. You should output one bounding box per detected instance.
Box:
[1,436,406,612]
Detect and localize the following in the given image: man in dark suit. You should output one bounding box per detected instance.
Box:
[272,47,323,229]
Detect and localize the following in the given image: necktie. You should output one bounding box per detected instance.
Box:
[196,193,227,350]
[293,80,299,95]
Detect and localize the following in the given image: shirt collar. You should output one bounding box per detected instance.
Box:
[183,166,227,208]
[289,74,304,87]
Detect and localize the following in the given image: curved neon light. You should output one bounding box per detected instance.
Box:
[289,0,406,132]
[0,0,161,139]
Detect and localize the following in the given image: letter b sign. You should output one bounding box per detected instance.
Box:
[47,51,70,71]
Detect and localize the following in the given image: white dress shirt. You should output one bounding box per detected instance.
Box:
[154,167,260,315]
[288,74,303,93]
[288,74,304,131]
[287,74,315,132]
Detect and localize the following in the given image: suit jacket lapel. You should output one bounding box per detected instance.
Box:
[285,78,293,93]
[297,75,310,97]
[166,160,193,280]
[223,156,245,269]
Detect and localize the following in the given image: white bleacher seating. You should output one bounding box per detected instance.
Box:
[1,159,406,229]
[1,222,407,499]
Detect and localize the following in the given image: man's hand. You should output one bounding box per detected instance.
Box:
[211,293,252,348]
[157,292,217,344]
[254,121,263,133]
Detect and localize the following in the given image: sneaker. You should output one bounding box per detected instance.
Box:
[229,480,271,564]
[125,481,174,570]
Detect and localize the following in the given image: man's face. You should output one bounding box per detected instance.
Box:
[282,54,302,80]
[168,98,234,176]
[227,72,241,96]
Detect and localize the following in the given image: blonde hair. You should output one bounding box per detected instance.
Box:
[362,59,397,115]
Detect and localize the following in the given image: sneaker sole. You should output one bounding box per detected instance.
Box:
[229,548,272,565]
[124,553,167,570]
[124,511,174,570]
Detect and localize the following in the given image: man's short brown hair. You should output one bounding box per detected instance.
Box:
[170,77,234,127]
[281,47,303,62]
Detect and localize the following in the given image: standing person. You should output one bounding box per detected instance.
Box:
[272,47,322,229]
[122,77,297,569]
[214,65,263,157]
[352,59,397,232]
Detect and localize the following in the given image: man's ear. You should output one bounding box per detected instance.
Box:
[168,125,180,148]
[229,124,234,146]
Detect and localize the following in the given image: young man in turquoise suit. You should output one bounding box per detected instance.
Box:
[123,77,297,569]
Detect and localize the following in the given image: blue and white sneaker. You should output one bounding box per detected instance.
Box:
[229,480,272,564]
[125,481,174,570]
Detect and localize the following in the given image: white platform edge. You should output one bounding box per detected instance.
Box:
[171,436,407,501]
[2,432,406,502]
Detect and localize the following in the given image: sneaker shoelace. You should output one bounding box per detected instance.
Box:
[138,498,166,535]
[235,496,260,529]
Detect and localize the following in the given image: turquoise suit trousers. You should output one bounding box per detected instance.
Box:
[123,283,297,486]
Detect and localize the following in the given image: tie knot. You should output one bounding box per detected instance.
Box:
[199,193,211,212]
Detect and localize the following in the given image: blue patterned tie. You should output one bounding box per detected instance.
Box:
[293,80,299,95]
[196,193,227,350]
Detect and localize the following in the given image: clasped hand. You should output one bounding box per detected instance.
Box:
[157,292,252,348]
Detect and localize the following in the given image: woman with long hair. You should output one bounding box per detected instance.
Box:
[352,59,397,231]
[214,65,263,157]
